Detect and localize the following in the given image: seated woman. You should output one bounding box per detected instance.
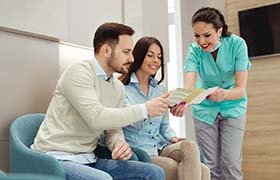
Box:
[119,36,210,180]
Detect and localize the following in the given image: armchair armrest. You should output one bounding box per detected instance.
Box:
[131,147,151,163]
[94,143,151,162]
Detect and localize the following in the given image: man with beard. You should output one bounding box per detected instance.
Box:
[31,22,168,180]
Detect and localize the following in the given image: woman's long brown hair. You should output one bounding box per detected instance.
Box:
[119,36,165,85]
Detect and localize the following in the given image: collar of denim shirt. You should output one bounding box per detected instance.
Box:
[92,57,114,82]
[130,72,158,88]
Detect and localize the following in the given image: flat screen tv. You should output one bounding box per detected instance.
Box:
[238,3,280,58]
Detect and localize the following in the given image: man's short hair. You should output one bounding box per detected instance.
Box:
[93,22,135,54]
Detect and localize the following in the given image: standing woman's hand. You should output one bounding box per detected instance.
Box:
[208,88,227,102]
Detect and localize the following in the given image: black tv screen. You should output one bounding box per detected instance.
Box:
[238,3,280,57]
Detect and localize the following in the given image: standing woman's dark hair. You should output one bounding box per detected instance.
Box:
[192,7,231,37]
[119,36,165,85]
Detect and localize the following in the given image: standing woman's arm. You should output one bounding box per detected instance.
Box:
[226,71,248,100]
[184,72,198,90]
[209,38,251,102]
[209,71,248,102]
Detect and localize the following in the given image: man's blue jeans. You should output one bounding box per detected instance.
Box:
[60,158,165,180]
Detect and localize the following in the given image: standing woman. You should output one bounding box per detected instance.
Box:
[178,7,251,180]
[119,36,210,180]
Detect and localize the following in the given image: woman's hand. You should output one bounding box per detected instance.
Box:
[170,101,188,117]
[208,88,227,102]
[171,137,186,143]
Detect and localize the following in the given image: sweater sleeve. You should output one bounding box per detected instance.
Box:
[104,128,125,151]
[60,63,143,130]
[104,89,126,151]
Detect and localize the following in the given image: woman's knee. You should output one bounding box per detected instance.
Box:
[180,140,200,156]
[151,156,178,180]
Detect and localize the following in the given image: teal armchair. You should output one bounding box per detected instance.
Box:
[0,170,5,176]
[9,114,65,179]
[9,113,151,180]
[0,171,63,180]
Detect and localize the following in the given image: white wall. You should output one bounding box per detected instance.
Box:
[59,43,94,75]
[66,0,123,47]
[0,30,59,172]
[0,0,68,40]
[0,0,123,47]
[124,0,169,61]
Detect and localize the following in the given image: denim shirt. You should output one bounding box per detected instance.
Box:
[123,73,177,156]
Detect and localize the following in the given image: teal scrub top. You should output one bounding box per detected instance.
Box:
[184,34,251,125]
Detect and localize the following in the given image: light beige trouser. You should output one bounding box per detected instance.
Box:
[150,140,210,180]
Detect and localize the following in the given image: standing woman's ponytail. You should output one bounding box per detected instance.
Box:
[192,7,231,37]
[213,8,231,36]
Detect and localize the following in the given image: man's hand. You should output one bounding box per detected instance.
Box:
[171,137,186,143]
[145,92,169,117]
[111,140,132,160]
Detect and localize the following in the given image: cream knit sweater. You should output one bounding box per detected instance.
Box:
[31,60,143,154]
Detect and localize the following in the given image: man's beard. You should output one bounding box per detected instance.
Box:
[107,52,129,74]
